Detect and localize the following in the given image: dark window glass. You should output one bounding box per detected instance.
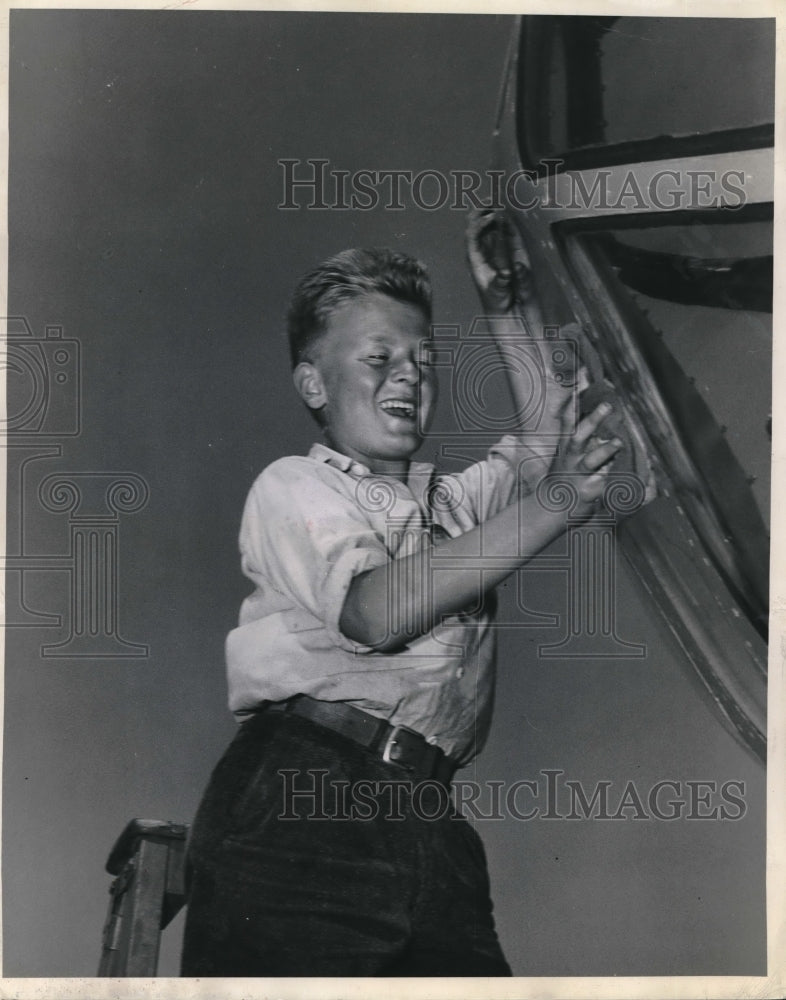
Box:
[518,17,775,167]
[599,220,772,527]
[564,214,771,634]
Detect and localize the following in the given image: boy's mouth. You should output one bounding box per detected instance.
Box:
[379,398,417,421]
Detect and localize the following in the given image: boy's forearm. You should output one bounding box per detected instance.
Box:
[339,492,572,652]
[340,400,619,652]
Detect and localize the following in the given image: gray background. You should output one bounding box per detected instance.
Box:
[4,10,766,978]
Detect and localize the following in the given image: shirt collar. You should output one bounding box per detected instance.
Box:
[308,442,435,488]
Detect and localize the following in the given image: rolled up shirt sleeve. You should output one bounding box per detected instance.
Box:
[238,458,391,654]
[488,434,557,497]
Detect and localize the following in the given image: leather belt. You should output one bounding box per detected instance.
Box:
[264,695,459,786]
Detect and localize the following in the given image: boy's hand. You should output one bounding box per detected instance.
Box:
[548,401,623,514]
[465,207,535,314]
[511,323,592,493]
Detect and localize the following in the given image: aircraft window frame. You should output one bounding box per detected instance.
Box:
[515,16,775,176]
[553,205,771,638]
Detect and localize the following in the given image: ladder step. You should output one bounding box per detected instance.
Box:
[98,818,189,977]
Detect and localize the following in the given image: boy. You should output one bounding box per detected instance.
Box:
[181,211,621,977]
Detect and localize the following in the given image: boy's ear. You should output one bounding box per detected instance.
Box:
[293,361,328,412]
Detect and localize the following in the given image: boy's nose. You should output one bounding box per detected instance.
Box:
[391,360,418,383]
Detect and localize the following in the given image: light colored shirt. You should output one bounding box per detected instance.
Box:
[226,437,543,764]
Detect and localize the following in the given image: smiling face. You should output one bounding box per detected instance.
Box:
[293,292,437,479]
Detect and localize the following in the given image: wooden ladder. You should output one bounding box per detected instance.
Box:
[98,818,189,976]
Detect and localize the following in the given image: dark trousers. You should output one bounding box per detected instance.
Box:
[181,710,511,977]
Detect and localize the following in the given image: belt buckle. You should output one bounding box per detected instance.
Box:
[382,725,421,769]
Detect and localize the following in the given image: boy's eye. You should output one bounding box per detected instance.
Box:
[366,354,388,364]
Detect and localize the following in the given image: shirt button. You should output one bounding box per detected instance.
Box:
[456,666,465,679]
